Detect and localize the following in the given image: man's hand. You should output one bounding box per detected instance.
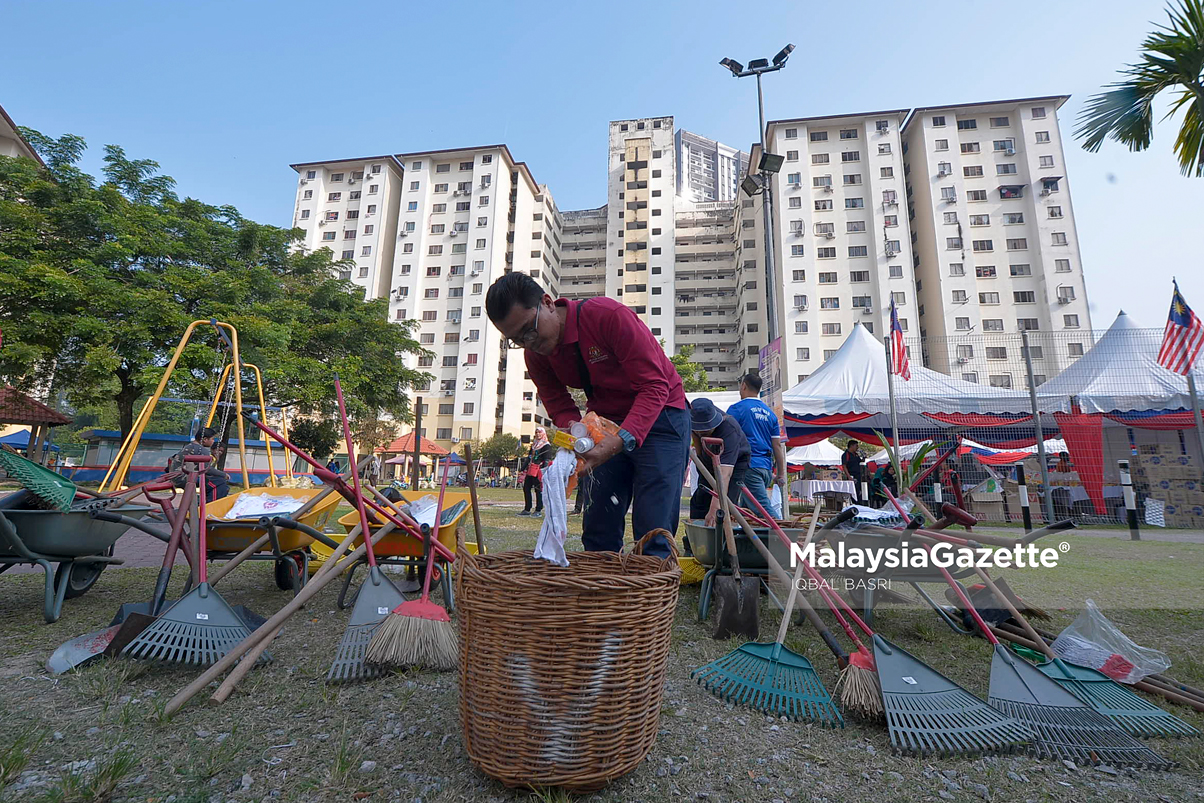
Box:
[579,433,624,474]
[704,499,720,527]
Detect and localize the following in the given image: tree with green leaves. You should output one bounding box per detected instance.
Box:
[667,343,713,392]
[0,131,431,439]
[477,432,522,465]
[288,418,340,461]
[1076,0,1204,176]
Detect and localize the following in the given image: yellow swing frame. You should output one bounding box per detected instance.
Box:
[99,320,279,492]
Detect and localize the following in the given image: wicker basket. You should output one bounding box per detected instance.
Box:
[455,529,681,792]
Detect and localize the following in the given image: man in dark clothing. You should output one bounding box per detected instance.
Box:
[842,440,864,504]
[689,398,751,525]
[486,273,689,558]
[168,427,230,501]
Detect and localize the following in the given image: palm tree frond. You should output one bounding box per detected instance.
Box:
[1169,88,1204,176]
[1075,83,1157,152]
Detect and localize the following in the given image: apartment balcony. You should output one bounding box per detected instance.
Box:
[676,329,739,347]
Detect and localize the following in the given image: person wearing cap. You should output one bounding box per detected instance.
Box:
[726,372,787,519]
[689,398,751,526]
[486,273,689,558]
[168,426,230,501]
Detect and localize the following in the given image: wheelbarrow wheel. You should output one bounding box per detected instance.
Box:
[57,560,107,600]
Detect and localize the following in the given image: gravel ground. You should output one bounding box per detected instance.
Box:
[1,489,1202,802]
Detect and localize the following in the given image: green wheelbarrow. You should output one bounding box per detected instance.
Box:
[0,498,150,623]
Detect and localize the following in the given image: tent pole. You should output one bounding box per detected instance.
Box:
[883,335,902,471]
[1022,330,1056,523]
[1186,373,1204,466]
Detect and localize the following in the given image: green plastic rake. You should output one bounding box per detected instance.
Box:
[0,449,77,511]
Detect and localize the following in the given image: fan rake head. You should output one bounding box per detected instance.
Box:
[693,642,843,728]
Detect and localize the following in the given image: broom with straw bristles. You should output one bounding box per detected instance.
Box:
[366,454,458,671]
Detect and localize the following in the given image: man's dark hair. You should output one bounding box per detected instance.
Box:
[740,372,763,393]
[196,427,217,441]
[485,272,544,324]
[846,440,859,448]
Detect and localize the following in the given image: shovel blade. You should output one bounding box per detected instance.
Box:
[47,625,122,674]
[711,575,760,641]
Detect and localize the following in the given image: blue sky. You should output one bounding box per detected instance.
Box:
[6,0,1202,329]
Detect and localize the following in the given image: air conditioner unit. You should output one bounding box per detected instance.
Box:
[862,307,874,315]
[822,185,833,193]
[1039,188,1051,196]
[348,178,356,185]
[1004,147,1015,156]
[957,357,971,365]
[443,390,455,397]
[885,250,898,258]
[938,169,950,177]
[480,180,490,189]
[470,269,481,277]
[944,196,957,204]
[1058,296,1073,305]
[794,303,808,311]
[300,178,309,185]
[318,219,327,226]
[399,230,409,237]
[449,229,459,237]
[823,231,835,239]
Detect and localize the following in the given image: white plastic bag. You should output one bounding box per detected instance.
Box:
[534,450,577,567]
[1050,599,1170,683]
[221,492,309,520]
[768,484,783,519]
[404,494,441,530]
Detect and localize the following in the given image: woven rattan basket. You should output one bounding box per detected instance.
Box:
[455,529,681,792]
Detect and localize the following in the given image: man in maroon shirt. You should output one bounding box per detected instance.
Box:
[486,273,689,558]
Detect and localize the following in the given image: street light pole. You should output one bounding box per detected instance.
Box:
[755,72,778,344]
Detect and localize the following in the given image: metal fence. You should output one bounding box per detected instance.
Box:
[873,326,1204,530]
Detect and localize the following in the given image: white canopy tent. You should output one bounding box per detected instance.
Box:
[1035,311,1192,414]
[684,390,743,410]
[786,440,844,467]
[781,324,1039,416]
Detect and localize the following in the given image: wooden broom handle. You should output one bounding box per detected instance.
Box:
[774,501,820,645]
[464,444,486,555]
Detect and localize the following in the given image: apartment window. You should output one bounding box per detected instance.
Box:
[847,220,866,233]
[472,282,483,294]
[1041,179,1059,194]
[1055,258,1071,273]
[421,310,437,321]
[431,224,445,234]
[987,347,1008,360]
[339,249,353,260]
[399,264,411,275]
[409,181,420,191]
[820,298,840,310]
[852,295,872,308]
[960,142,980,154]
[814,222,834,235]
[810,131,828,142]
[850,270,870,282]
[1064,314,1080,328]
[471,306,482,318]
[794,320,809,333]
[842,151,860,162]
[964,165,984,177]
[967,189,987,201]
[943,211,959,224]
[817,247,836,259]
[796,348,810,360]
[845,198,864,209]
[932,115,946,127]
[814,199,832,211]
[946,237,963,250]
[993,139,1015,152]
[793,295,809,309]
[1048,206,1063,219]
[435,163,451,174]
[402,244,413,253]
[783,150,799,163]
[989,375,1013,388]
[957,345,974,360]
[883,189,897,205]
[321,232,336,242]
[299,209,311,220]
[996,163,1017,175]
[976,265,997,278]
[878,143,892,155]
[957,119,977,130]
[360,246,372,257]
[479,196,489,206]
[790,244,805,257]
[983,318,1004,332]
[938,161,953,176]
[889,264,903,278]
[428,245,443,255]
[425,288,439,299]
[792,269,806,281]
[839,129,858,139]
[989,116,1010,128]
[343,229,357,239]
[890,291,906,306]
[324,211,340,222]
[1002,212,1024,225]
[1032,107,1047,119]
[969,214,989,226]
[1014,291,1036,303]
[327,192,342,202]
[337,268,352,280]
[1024,345,1043,360]
[1010,263,1032,277]
[1036,155,1055,169]
[880,167,894,178]
[1051,232,1068,246]
[367,185,377,195]
[1018,318,1040,331]
[1006,238,1027,251]
[1058,287,1077,302]
[1035,131,1051,143]
[812,175,831,188]
[979,292,1000,304]
[785,128,798,139]
[303,190,313,200]
[426,266,441,277]
[404,221,416,232]
[940,186,956,201]
[934,138,949,151]
[955,317,971,331]
[818,272,838,284]
[884,214,898,227]
[848,245,868,257]
[362,224,374,235]
[822,322,842,335]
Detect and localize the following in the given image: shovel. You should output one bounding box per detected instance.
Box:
[699,438,759,641]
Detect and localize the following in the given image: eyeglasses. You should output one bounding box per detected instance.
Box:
[507,304,541,349]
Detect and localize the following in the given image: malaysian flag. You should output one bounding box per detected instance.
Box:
[1157,281,1204,375]
[890,299,911,381]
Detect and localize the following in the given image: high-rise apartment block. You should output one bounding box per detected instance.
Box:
[676,129,749,203]
[287,95,1093,449]
[764,110,918,386]
[902,96,1092,383]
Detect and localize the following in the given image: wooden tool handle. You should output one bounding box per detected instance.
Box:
[774,501,820,646]
[464,444,486,555]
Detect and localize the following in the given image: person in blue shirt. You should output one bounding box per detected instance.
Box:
[726,373,787,519]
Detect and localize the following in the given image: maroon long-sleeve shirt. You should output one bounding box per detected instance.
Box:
[524,298,687,446]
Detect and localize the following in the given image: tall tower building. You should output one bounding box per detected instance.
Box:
[559,206,608,301]
[607,117,678,350]
[764,110,918,386]
[902,96,1092,385]
[675,129,749,203]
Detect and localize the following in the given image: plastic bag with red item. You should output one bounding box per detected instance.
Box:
[1050,599,1170,684]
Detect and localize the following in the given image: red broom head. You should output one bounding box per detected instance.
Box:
[849,649,876,673]
[388,598,451,623]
